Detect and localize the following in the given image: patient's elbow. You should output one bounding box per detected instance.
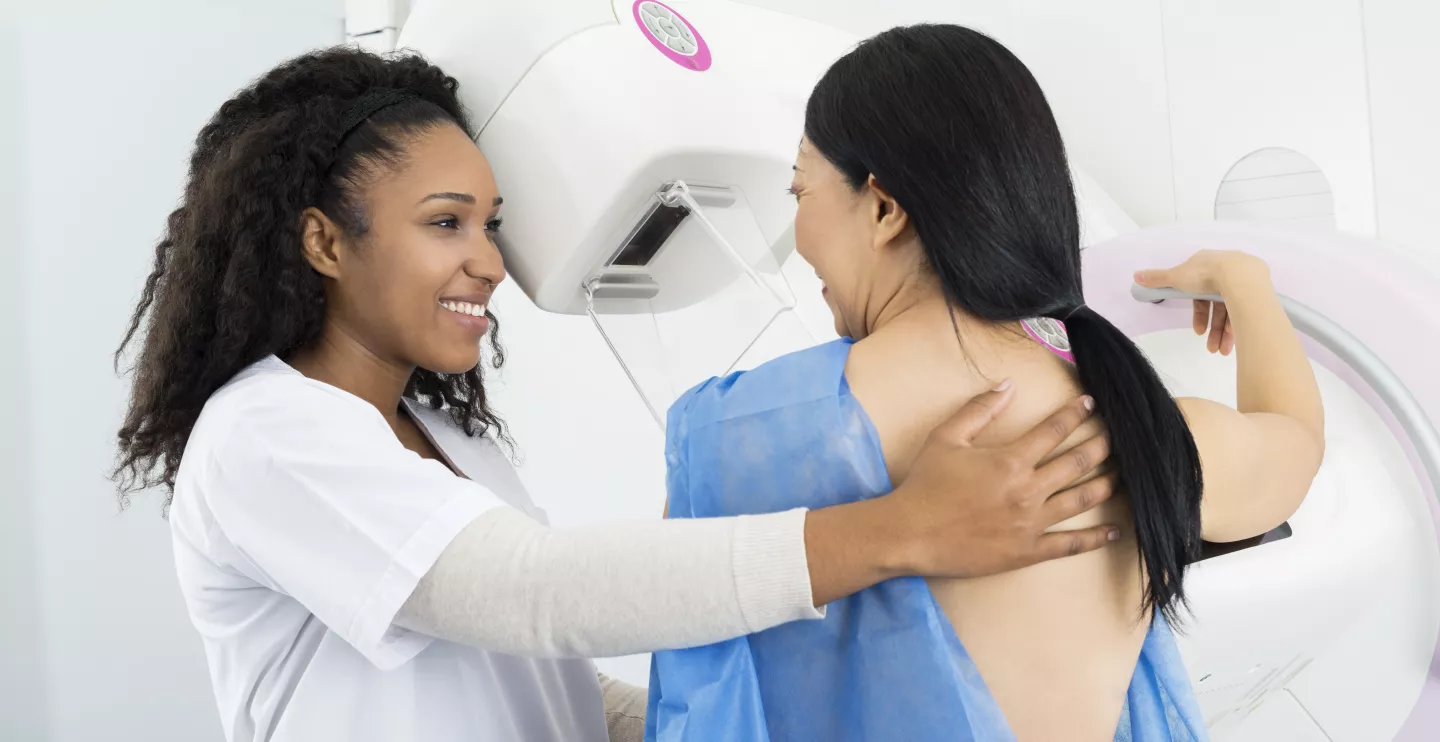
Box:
[1274,437,1325,526]
[1282,413,1326,485]
[1301,424,1326,481]
[1301,405,1326,464]
[1246,434,1324,541]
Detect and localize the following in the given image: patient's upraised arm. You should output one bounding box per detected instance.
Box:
[1136,251,1325,543]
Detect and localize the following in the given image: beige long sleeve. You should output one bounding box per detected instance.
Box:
[396,506,824,658]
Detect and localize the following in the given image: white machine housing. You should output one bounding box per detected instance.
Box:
[402,0,855,317]
[400,0,1134,317]
[400,0,1136,418]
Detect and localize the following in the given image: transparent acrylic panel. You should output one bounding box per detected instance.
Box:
[586,181,816,427]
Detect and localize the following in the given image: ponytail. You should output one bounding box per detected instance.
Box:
[803,24,1204,625]
[1060,305,1203,626]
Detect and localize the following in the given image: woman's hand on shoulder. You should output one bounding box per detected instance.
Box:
[886,383,1120,579]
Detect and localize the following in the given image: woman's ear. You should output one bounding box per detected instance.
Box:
[866,174,910,249]
[300,207,345,280]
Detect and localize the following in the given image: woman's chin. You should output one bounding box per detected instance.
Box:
[422,349,482,377]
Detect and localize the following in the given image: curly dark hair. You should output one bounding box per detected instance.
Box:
[113,46,510,507]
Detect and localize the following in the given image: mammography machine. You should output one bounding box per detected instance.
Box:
[398,1,1440,738]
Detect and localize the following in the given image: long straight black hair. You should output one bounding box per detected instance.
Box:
[805,24,1203,625]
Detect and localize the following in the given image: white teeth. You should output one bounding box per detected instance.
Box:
[440,301,486,317]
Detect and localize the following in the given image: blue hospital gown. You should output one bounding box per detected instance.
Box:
[645,337,1207,742]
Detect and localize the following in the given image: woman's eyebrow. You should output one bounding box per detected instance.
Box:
[417,192,477,205]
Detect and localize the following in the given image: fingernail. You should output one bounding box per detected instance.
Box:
[1133,271,1146,282]
[993,378,1012,391]
[1081,395,1095,411]
[1107,528,1120,542]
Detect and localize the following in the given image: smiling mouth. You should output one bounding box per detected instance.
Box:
[440,300,487,317]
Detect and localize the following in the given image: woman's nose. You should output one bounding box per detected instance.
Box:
[466,235,507,286]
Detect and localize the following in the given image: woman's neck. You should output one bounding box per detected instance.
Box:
[288,321,413,427]
[865,274,963,339]
[863,278,1010,365]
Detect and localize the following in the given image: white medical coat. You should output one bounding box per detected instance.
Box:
[168,356,608,742]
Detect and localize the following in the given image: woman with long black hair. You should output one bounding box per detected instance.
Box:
[647,24,1325,741]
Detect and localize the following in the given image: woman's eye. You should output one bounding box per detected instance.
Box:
[432,217,460,230]
[786,186,799,199]
[485,217,504,233]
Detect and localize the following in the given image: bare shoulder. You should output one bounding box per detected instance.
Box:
[847,326,1101,482]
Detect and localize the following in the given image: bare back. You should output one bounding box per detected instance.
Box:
[846,316,1147,741]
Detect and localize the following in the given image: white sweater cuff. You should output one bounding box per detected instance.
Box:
[732,508,826,632]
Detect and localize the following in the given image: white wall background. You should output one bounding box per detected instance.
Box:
[0,19,46,742]
[1362,0,1440,278]
[739,0,1180,228]
[2,2,344,740]
[4,0,1440,739]
[1160,0,1377,234]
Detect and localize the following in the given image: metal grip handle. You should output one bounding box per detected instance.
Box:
[1130,284,1222,304]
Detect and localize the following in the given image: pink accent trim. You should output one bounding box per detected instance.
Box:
[632,1,712,72]
[1022,319,1075,364]
[1081,222,1440,736]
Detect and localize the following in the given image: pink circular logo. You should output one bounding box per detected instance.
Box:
[632,1,711,72]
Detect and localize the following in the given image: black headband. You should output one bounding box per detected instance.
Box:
[336,88,420,145]
[1045,304,1090,322]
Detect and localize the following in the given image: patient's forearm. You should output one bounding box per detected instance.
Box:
[1218,257,1325,445]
